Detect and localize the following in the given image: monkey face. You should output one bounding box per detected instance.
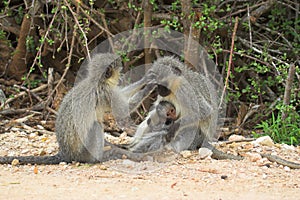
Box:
[104,59,123,86]
[104,66,113,79]
[157,84,171,97]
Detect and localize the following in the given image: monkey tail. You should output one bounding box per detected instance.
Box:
[211,147,244,160]
[0,154,62,165]
[261,154,300,169]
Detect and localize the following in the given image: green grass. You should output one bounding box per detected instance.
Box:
[255,111,300,146]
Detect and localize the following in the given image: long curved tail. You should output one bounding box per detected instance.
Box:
[0,154,62,165]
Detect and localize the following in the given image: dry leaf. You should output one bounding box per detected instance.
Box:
[33,165,38,174]
[171,182,177,188]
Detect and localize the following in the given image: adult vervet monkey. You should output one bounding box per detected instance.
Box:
[0,53,151,164]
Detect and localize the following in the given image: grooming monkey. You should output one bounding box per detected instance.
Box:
[126,56,300,168]
[131,56,220,152]
[0,53,150,165]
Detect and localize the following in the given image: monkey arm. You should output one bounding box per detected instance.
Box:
[128,83,157,112]
[121,69,159,113]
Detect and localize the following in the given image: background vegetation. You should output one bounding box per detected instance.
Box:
[0,0,299,145]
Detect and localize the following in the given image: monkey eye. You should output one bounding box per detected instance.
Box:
[157,85,171,97]
[105,66,113,79]
[172,66,182,75]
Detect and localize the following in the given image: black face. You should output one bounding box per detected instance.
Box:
[157,84,171,97]
[165,118,173,126]
[171,66,182,76]
[104,65,113,79]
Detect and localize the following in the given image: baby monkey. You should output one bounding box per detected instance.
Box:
[124,100,179,153]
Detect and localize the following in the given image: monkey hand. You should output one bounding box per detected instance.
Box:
[145,70,158,83]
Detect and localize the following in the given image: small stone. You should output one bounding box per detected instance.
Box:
[253,136,274,147]
[10,127,20,132]
[228,134,246,141]
[59,162,67,165]
[29,132,37,139]
[245,152,262,162]
[11,159,19,166]
[262,173,268,179]
[122,159,135,165]
[284,166,291,171]
[198,147,213,159]
[21,149,29,154]
[39,149,47,156]
[99,165,107,170]
[37,125,45,130]
[221,175,228,180]
[281,144,295,151]
[180,150,192,158]
[257,157,271,167]
[261,166,269,170]
[119,132,127,139]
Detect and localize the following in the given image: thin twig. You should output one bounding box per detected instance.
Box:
[4,84,48,106]
[219,16,239,109]
[13,84,57,115]
[64,0,91,61]
[100,14,115,53]
[26,3,59,80]
[78,6,113,38]
[45,2,78,108]
[247,4,252,48]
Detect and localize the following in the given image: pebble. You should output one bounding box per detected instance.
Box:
[198,148,213,159]
[245,152,262,162]
[284,166,291,172]
[99,165,108,170]
[29,132,38,139]
[228,134,246,141]
[11,159,19,166]
[36,125,45,130]
[59,162,67,165]
[253,136,274,147]
[122,159,136,166]
[281,144,295,151]
[180,150,192,158]
[21,149,29,154]
[10,127,20,132]
[262,173,268,179]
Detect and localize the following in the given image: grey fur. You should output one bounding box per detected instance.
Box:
[126,101,178,153]
[124,56,242,160]
[0,53,142,164]
[148,56,218,152]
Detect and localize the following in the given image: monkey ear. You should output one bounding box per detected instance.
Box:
[157,84,171,97]
[147,118,151,125]
[105,66,113,79]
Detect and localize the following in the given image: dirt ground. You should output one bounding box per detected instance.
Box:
[0,129,300,200]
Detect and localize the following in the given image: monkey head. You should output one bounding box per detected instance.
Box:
[87,53,123,87]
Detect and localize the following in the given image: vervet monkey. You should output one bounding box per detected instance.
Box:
[125,100,179,153]
[141,56,219,152]
[126,56,300,168]
[0,53,148,164]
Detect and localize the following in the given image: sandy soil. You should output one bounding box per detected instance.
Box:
[0,129,300,200]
